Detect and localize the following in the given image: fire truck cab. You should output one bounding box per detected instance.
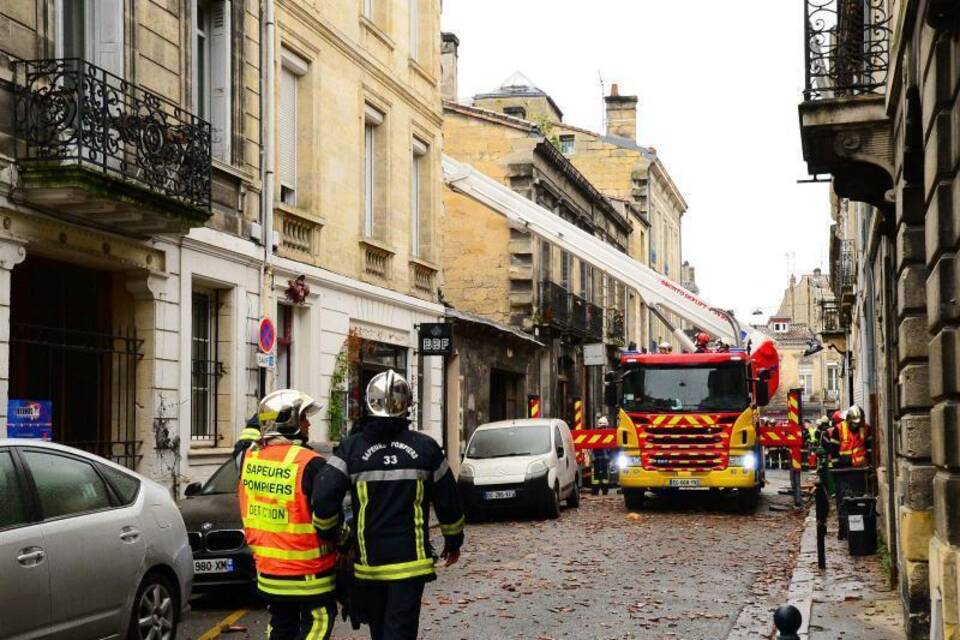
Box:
[612,348,774,511]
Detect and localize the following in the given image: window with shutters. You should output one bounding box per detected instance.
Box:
[57,0,124,77]
[279,49,308,206]
[363,104,386,240]
[194,0,232,161]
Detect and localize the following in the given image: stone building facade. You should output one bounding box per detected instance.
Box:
[0,0,263,488]
[797,0,960,636]
[441,96,632,433]
[0,0,448,489]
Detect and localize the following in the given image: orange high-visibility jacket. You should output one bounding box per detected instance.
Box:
[239,443,336,596]
[838,421,869,468]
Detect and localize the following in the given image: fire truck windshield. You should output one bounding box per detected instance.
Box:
[621,363,750,413]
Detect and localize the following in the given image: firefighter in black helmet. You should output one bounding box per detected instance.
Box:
[312,370,465,640]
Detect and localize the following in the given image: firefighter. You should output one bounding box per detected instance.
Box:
[657,341,673,354]
[694,332,711,353]
[838,404,870,468]
[591,415,612,495]
[239,390,337,640]
[312,370,465,640]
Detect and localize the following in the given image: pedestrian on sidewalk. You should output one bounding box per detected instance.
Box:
[312,370,465,640]
[239,390,338,640]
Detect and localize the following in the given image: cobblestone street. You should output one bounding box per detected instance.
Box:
[183,472,806,640]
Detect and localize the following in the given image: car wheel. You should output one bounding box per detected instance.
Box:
[566,478,581,508]
[545,483,561,519]
[128,572,179,640]
[623,488,645,511]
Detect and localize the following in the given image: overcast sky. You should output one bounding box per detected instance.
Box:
[441,1,832,325]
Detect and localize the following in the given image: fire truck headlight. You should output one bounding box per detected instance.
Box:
[616,453,629,470]
[730,453,757,470]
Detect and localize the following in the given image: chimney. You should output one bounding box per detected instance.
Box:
[440,32,460,102]
[604,83,638,142]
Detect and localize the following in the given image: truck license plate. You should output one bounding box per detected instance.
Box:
[668,478,700,488]
[194,558,234,574]
[484,490,516,500]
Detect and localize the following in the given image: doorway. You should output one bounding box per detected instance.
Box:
[8,256,141,466]
[489,369,522,423]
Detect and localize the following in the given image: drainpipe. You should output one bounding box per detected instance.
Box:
[259,0,276,395]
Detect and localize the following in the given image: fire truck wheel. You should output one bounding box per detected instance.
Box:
[623,488,645,511]
[566,478,581,508]
[737,487,761,512]
[545,482,561,519]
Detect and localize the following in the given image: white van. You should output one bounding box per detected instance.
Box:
[457,418,580,519]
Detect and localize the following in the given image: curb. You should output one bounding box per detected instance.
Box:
[784,510,819,639]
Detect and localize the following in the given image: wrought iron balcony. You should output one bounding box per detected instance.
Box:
[539,281,570,328]
[587,302,604,340]
[606,308,625,344]
[830,238,856,299]
[804,0,891,101]
[14,58,212,235]
[570,294,588,335]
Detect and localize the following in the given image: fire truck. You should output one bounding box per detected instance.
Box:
[611,344,778,511]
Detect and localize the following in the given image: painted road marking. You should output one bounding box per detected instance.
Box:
[195,609,248,640]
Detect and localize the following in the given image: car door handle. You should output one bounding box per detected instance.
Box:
[120,526,141,543]
[17,547,45,566]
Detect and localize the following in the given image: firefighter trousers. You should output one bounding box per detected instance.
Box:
[358,579,426,640]
[266,599,336,640]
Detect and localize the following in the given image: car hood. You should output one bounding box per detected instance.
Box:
[179,492,242,529]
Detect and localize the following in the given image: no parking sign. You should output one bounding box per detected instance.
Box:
[257,317,277,369]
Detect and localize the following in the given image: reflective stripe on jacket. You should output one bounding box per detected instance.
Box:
[239,443,336,596]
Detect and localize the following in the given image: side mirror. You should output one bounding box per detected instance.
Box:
[755,369,771,407]
[184,482,202,497]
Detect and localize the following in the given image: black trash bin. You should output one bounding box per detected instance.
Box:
[831,468,869,540]
[843,496,878,556]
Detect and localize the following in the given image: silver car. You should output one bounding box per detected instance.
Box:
[0,440,193,639]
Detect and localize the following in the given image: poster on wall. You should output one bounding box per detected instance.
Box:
[7,400,53,440]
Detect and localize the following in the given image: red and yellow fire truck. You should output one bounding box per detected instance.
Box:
[610,342,782,511]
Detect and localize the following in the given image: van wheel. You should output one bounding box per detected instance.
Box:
[545,483,561,519]
[566,478,581,508]
[128,572,179,640]
[623,488,645,511]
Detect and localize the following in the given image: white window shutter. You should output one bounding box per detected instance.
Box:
[92,0,124,77]
[279,66,298,192]
[209,0,232,161]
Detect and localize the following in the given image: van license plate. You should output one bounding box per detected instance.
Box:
[194,558,234,574]
[668,479,700,488]
[484,490,516,500]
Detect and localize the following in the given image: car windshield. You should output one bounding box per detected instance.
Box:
[466,425,552,459]
[201,458,240,495]
[621,364,749,413]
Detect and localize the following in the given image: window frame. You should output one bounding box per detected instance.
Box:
[191,289,222,442]
[363,104,385,239]
[559,134,575,155]
[0,447,38,532]
[279,48,309,206]
[193,0,232,162]
[18,448,122,523]
[410,137,428,258]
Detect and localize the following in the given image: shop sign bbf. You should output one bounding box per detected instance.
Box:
[418,323,453,356]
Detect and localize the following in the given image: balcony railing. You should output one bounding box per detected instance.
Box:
[606,308,625,343]
[570,294,588,334]
[804,0,891,101]
[830,238,856,297]
[820,299,847,333]
[14,58,211,211]
[587,302,604,340]
[539,281,570,328]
